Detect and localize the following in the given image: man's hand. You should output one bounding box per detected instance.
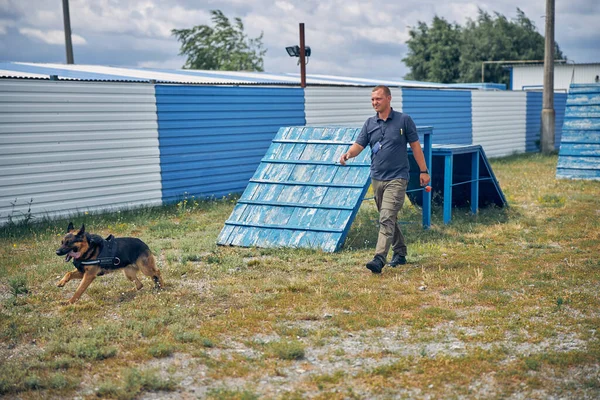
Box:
[420,172,430,186]
[339,153,350,166]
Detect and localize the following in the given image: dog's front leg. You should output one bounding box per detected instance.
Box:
[67,266,100,304]
[57,270,83,287]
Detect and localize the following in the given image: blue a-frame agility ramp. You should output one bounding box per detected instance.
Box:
[217,126,432,252]
[556,83,600,180]
[217,126,370,252]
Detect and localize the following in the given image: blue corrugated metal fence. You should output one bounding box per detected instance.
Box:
[526,92,568,152]
[155,86,306,203]
[401,89,472,145]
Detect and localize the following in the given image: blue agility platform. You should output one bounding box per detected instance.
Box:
[218,126,433,252]
[409,144,507,224]
[556,83,600,180]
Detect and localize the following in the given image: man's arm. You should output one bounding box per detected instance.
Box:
[339,143,365,166]
[409,141,431,186]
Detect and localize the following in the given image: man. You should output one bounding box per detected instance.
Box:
[339,85,430,274]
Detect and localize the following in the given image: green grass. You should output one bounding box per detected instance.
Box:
[0,153,599,398]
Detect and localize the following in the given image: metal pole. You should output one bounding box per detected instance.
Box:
[541,0,555,153]
[299,23,306,88]
[481,62,484,83]
[62,0,74,64]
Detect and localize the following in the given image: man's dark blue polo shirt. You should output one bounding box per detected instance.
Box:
[355,108,419,181]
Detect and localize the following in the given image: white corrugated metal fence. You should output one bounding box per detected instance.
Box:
[472,91,527,158]
[0,80,162,225]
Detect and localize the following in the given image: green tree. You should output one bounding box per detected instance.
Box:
[172,10,267,71]
[403,17,461,83]
[460,8,565,85]
[403,8,566,85]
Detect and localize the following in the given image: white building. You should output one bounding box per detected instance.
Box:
[509,63,600,91]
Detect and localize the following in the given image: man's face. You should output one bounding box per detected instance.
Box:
[371,89,391,113]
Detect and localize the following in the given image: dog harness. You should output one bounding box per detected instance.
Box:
[74,237,121,270]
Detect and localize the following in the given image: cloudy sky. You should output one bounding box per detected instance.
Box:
[0,0,598,80]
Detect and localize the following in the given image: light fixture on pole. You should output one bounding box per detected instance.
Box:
[285,23,310,88]
[285,45,311,58]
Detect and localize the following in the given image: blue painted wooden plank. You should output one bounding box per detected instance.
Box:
[559,143,600,156]
[331,166,353,184]
[280,127,302,141]
[560,130,600,144]
[297,231,318,248]
[287,207,314,227]
[567,94,600,105]
[321,232,340,253]
[557,156,600,169]
[225,221,343,233]
[568,85,600,94]
[240,227,261,247]
[277,184,305,203]
[260,163,295,181]
[556,169,600,180]
[290,164,316,182]
[565,105,600,118]
[217,224,235,245]
[250,179,366,188]
[314,208,341,229]
[563,118,600,130]
[284,143,304,160]
[256,184,284,202]
[299,185,328,204]
[321,187,356,207]
[229,204,248,222]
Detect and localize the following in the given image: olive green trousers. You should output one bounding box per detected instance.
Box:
[371,178,408,262]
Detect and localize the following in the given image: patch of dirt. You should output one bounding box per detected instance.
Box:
[131,318,597,399]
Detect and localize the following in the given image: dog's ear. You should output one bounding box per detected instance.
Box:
[67,222,74,233]
[77,224,85,236]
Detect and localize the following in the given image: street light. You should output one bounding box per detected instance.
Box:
[286,23,310,88]
[285,45,311,58]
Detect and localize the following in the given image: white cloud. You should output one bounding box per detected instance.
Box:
[19,28,87,45]
[2,0,598,79]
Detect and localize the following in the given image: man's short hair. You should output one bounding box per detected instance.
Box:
[372,85,391,97]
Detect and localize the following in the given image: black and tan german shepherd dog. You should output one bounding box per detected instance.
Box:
[56,222,164,304]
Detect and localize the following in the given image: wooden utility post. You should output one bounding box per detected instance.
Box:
[62,0,74,64]
[541,0,555,153]
[299,23,306,88]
